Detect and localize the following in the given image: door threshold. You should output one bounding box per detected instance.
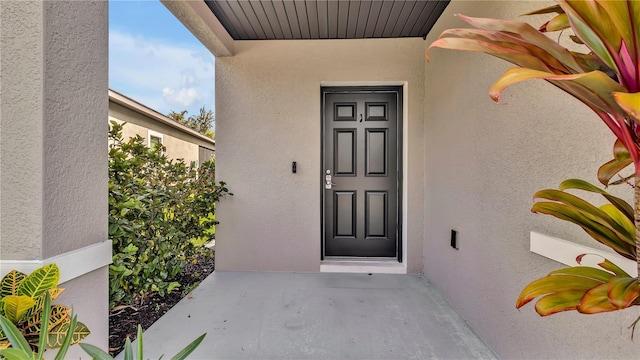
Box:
[320,259,406,274]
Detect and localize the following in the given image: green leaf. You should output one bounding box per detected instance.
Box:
[23,288,64,320]
[0,271,26,298]
[597,139,632,187]
[2,296,36,324]
[123,337,133,360]
[47,319,90,348]
[21,305,69,335]
[17,264,60,299]
[531,201,635,259]
[489,68,626,114]
[557,0,620,74]
[533,290,585,316]
[607,277,640,308]
[543,13,570,32]
[0,316,32,355]
[600,204,635,238]
[0,348,33,360]
[587,256,632,278]
[170,333,206,360]
[559,178,633,221]
[167,282,181,294]
[53,313,77,360]
[613,92,640,122]
[516,274,603,309]
[79,343,114,360]
[548,266,615,282]
[522,4,563,16]
[136,325,143,360]
[577,283,618,313]
[597,157,633,187]
[532,188,635,250]
[37,292,51,360]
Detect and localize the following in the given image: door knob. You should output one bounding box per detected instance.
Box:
[325,170,336,189]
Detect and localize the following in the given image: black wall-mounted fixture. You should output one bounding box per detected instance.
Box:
[292,161,297,173]
[450,230,458,250]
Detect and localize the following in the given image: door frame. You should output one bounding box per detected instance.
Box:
[320,85,403,262]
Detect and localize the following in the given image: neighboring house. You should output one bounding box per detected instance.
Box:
[1,1,636,359]
[109,89,215,167]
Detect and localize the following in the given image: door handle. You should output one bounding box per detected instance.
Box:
[325,170,336,189]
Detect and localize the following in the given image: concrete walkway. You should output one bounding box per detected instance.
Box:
[132,271,497,360]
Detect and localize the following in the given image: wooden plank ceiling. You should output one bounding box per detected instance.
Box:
[204,0,450,40]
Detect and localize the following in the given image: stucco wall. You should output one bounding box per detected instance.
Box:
[110,116,200,165]
[0,0,44,260]
[423,1,637,358]
[0,0,109,352]
[163,135,200,165]
[42,0,108,258]
[216,38,425,272]
[109,102,216,150]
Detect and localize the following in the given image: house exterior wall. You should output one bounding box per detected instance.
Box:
[108,102,212,165]
[423,1,637,358]
[0,0,109,354]
[215,38,425,272]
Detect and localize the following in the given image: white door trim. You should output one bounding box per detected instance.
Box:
[319,81,408,274]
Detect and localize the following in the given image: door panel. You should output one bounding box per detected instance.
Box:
[323,89,400,257]
[365,129,387,176]
[334,129,356,176]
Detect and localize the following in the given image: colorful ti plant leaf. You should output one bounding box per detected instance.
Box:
[427,0,640,319]
[518,179,640,314]
[0,264,90,352]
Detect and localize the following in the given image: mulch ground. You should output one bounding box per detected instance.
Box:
[108,250,215,356]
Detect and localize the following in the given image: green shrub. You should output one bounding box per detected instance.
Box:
[108,121,230,307]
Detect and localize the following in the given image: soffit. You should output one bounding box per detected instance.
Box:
[204,0,450,40]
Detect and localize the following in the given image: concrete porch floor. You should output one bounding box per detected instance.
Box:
[129,271,497,360]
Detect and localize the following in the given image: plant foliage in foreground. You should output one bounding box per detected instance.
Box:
[80,325,206,360]
[109,121,230,307]
[427,0,640,319]
[0,264,89,353]
[0,291,80,360]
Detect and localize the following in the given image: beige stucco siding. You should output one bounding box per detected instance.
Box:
[163,135,200,165]
[109,112,202,165]
[109,101,214,149]
[215,38,425,272]
[423,1,637,358]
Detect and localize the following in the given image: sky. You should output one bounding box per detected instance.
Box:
[109,1,215,119]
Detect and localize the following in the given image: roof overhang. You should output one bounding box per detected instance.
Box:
[163,0,450,57]
[161,0,235,56]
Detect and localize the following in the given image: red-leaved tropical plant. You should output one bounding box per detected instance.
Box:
[426,0,640,319]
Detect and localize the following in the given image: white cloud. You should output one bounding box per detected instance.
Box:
[162,87,202,107]
[109,29,215,115]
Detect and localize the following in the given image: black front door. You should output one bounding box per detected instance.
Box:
[322,87,401,257]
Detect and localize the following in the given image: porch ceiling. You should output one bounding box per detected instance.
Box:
[204,0,450,40]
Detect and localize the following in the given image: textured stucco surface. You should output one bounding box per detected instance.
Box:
[0,0,109,350]
[56,267,109,356]
[216,38,425,272]
[0,1,44,260]
[423,1,638,358]
[109,105,204,165]
[42,0,108,258]
[109,102,216,150]
[111,118,200,166]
